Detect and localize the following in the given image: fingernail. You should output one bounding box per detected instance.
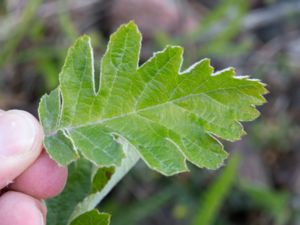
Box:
[40,201,47,225]
[39,210,45,225]
[0,111,37,157]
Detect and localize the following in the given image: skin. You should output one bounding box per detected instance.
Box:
[0,110,68,225]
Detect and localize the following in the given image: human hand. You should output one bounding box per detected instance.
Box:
[0,110,68,225]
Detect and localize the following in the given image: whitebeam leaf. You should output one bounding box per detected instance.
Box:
[39,21,267,176]
[45,139,139,225]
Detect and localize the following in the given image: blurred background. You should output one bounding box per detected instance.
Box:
[0,0,300,224]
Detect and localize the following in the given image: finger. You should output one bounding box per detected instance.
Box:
[0,110,43,189]
[11,151,68,199]
[0,191,46,225]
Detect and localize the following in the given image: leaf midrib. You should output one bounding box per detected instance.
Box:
[53,83,260,135]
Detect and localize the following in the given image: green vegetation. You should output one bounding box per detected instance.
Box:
[39,22,266,224]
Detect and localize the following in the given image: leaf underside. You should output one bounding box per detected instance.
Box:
[39,21,267,176]
[70,210,110,225]
[39,21,267,225]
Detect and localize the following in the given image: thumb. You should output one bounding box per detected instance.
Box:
[0,110,43,189]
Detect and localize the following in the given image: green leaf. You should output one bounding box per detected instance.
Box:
[46,138,139,225]
[39,21,267,225]
[70,210,110,225]
[39,21,267,176]
[39,88,78,165]
[68,140,139,222]
[46,159,93,225]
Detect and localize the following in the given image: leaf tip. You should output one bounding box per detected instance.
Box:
[120,20,141,35]
[127,20,138,28]
[74,35,92,46]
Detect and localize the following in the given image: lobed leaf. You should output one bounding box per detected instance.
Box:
[39,21,267,225]
[39,21,267,176]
